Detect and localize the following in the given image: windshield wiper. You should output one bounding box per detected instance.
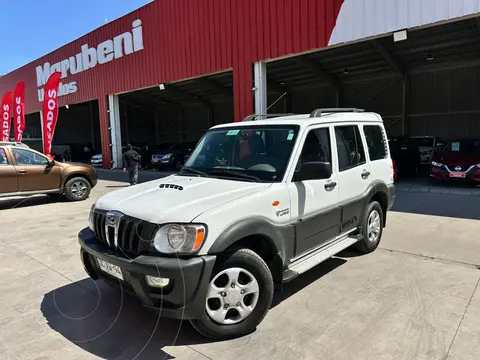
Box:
[178,167,208,177]
[208,169,260,182]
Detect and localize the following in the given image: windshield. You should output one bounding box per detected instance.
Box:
[442,140,480,154]
[412,137,434,147]
[181,125,300,182]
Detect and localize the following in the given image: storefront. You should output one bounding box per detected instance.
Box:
[1,0,479,169]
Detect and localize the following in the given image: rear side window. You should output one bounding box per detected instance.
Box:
[363,125,387,161]
[0,148,8,165]
[335,125,366,171]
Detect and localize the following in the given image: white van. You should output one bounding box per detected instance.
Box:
[79,108,395,340]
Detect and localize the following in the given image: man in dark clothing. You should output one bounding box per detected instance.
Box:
[123,144,141,185]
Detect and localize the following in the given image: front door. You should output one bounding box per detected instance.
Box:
[11,148,61,192]
[287,125,341,257]
[334,124,372,233]
[0,147,18,194]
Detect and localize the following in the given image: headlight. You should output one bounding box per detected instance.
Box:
[153,224,206,254]
[431,161,443,167]
[88,203,96,230]
[162,153,173,159]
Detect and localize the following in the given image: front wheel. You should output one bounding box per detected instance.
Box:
[189,248,274,340]
[354,201,384,253]
[64,177,91,201]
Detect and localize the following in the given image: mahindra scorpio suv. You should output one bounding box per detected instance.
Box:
[78,109,395,339]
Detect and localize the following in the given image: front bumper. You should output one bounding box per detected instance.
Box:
[78,227,216,319]
[430,166,480,182]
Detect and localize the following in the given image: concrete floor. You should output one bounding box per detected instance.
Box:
[0,174,479,360]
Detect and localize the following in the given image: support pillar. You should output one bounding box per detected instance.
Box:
[154,110,161,144]
[108,94,123,169]
[254,61,268,115]
[98,96,111,169]
[402,76,409,136]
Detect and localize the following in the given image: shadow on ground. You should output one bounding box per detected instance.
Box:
[41,258,346,359]
[0,195,64,211]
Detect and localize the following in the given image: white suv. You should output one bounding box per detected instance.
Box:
[79,108,395,340]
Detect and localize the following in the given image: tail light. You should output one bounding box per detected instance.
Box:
[392,159,397,181]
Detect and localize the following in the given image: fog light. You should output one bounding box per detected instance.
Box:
[145,275,170,288]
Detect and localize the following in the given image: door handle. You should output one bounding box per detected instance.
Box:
[17,170,27,174]
[361,171,371,179]
[324,181,337,190]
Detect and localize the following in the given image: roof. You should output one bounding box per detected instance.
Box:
[212,112,383,129]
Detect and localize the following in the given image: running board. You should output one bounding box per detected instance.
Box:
[285,235,361,281]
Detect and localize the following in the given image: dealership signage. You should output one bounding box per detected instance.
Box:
[36,19,144,102]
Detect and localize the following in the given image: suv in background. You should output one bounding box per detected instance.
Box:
[430,139,480,183]
[0,142,97,201]
[151,141,197,170]
[411,136,443,164]
[79,109,395,339]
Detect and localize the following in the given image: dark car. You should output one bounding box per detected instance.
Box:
[430,139,480,183]
[151,141,197,170]
[388,136,421,179]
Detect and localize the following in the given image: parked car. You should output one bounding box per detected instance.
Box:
[151,141,197,170]
[388,136,421,179]
[79,108,395,339]
[90,146,140,167]
[0,142,97,201]
[430,139,480,183]
[410,136,443,164]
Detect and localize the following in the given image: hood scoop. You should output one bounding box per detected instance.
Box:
[159,184,184,191]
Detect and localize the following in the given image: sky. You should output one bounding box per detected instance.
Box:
[0,0,152,75]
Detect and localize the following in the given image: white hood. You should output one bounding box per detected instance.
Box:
[95,175,271,224]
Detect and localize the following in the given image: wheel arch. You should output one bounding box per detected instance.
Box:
[208,218,295,290]
[370,181,390,226]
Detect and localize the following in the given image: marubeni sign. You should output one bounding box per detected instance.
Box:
[36,20,144,102]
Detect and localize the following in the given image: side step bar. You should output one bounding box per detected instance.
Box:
[283,235,362,282]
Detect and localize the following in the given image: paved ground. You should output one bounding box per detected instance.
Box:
[0,172,479,359]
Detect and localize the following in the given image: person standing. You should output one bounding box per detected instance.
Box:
[123,144,141,185]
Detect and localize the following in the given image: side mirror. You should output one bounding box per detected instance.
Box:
[48,159,55,166]
[295,161,332,182]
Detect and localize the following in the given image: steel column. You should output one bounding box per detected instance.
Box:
[108,94,123,169]
[254,61,268,115]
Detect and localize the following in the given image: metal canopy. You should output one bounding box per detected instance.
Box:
[267,17,480,92]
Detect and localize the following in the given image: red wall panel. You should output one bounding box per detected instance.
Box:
[0,0,343,116]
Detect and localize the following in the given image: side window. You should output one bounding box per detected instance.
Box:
[363,125,387,161]
[12,148,49,166]
[297,128,331,170]
[335,125,366,171]
[0,148,8,165]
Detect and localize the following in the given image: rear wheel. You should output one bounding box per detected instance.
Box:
[189,248,274,340]
[354,201,384,254]
[64,177,91,201]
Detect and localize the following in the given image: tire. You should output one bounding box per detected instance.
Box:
[354,201,384,254]
[189,248,274,340]
[64,177,91,201]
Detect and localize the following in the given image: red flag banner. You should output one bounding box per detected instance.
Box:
[42,72,62,156]
[13,81,25,143]
[1,92,13,142]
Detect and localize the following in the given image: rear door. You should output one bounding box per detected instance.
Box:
[287,124,341,257]
[11,148,61,192]
[334,124,372,233]
[0,147,18,194]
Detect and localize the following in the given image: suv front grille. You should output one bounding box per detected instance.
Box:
[92,211,158,255]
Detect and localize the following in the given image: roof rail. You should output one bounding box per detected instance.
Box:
[309,108,365,118]
[0,141,29,148]
[243,113,294,121]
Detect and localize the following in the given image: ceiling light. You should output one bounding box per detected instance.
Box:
[393,30,407,42]
[65,105,69,109]
[343,68,349,74]
[159,84,165,90]
[426,53,434,61]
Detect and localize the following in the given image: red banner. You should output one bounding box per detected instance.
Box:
[42,72,62,157]
[1,92,13,142]
[13,81,25,143]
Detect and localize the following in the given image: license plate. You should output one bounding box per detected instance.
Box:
[152,159,159,163]
[449,172,466,178]
[97,258,124,280]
